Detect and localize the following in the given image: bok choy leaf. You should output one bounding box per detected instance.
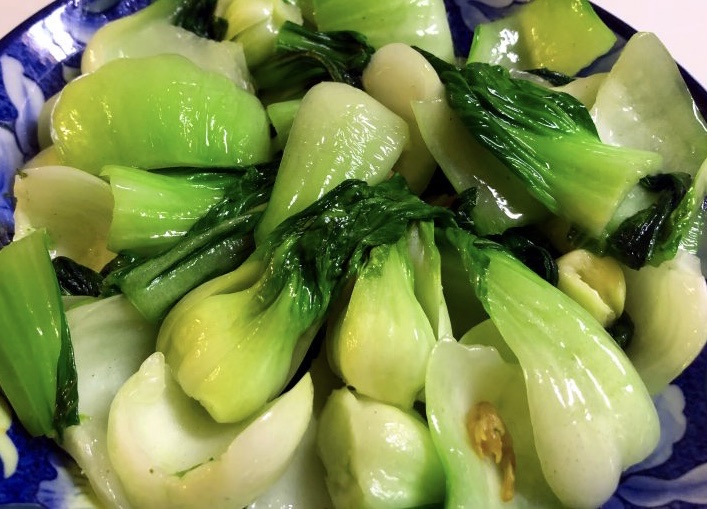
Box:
[442,227,660,508]
[0,230,78,438]
[157,176,452,423]
[419,51,664,243]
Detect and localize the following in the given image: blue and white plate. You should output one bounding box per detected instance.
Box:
[1,1,707,507]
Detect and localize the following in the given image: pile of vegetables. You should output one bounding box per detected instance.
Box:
[1,0,707,507]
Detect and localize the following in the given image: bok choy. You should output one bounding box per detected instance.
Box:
[441,227,660,508]
[157,176,451,423]
[52,54,271,174]
[0,230,78,438]
[103,163,277,322]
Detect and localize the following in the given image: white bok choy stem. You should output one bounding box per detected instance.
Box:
[425,337,563,508]
[255,81,409,243]
[443,228,660,508]
[62,295,158,509]
[622,249,707,395]
[362,43,444,194]
[317,387,445,508]
[107,353,313,509]
[326,225,437,409]
[13,165,115,271]
[591,32,707,178]
[82,0,252,90]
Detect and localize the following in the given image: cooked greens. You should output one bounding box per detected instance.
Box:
[0,231,78,438]
[3,0,707,507]
[157,176,451,423]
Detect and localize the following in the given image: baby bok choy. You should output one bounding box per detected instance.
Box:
[101,165,253,257]
[425,337,562,508]
[311,0,454,63]
[440,227,660,508]
[622,248,707,395]
[103,163,277,322]
[326,221,448,409]
[591,32,707,179]
[51,54,271,174]
[61,295,158,509]
[361,42,445,194]
[317,387,445,509]
[0,230,78,438]
[467,0,616,76]
[255,81,409,242]
[13,165,115,271]
[107,353,314,509]
[418,51,701,269]
[251,21,376,100]
[81,0,251,90]
[157,176,451,423]
[222,0,304,68]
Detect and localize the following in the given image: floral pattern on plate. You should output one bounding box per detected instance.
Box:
[0,1,706,507]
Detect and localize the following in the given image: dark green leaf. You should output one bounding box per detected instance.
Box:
[253,21,375,99]
[53,257,104,297]
[173,0,227,41]
[607,173,692,269]
[54,312,79,440]
[258,175,455,320]
[104,164,276,322]
[415,47,662,240]
[606,312,634,350]
[524,68,574,87]
[450,187,478,232]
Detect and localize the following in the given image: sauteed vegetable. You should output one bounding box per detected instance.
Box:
[1,0,707,507]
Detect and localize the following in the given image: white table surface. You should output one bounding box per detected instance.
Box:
[1,0,707,89]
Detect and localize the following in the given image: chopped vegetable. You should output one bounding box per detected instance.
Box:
[61,295,158,509]
[362,42,444,193]
[412,97,548,235]
[107,353,313,509]
[420,52,664,241]
[13,165,115,271]
[103,163,275,322]
[442,227,660,508]
[52,54,271,174]
[425,338,562,508]
[82,0,250,89]
[326,225,437,408]
[317,387,445,509]
[592,32,707,178]
[101,165,247,257]
[157,177,451,423]
[622,249,707,394]
[223,0,304,67]
[312,0,454,63]
[254,81,409,242]
[252,21,375,100]
[0,230,79,438]
[467,0,616,76]
[556,248,626,327]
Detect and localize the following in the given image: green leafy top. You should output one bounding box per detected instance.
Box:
[418,48,664,241]
[0,231,78,439]
[253,21,375,99]
[256,175,454,321]
[172,0,227,40]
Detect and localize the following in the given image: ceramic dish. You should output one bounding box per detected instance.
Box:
[1,1,707,507]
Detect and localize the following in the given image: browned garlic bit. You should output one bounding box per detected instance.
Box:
[466,401,516,502]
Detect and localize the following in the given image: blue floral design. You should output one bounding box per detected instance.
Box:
[0,54,45,246]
